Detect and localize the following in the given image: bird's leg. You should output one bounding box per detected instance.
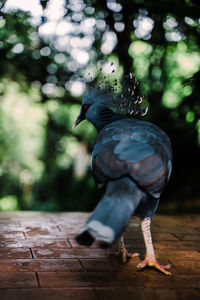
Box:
[109,235,140,262]
[137,217,171,275]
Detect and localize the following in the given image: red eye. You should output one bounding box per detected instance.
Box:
[82,104,89,111]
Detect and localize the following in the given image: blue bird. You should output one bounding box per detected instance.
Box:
[73,75,172,275]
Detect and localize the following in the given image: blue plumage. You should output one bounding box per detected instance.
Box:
[73,81,172,269]
[92,118,172,200]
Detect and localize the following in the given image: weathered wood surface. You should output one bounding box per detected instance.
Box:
[0,212,199,299]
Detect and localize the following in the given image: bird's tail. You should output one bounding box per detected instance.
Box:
[76,177,144,248]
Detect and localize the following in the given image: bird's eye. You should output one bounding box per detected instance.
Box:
[82,104,90,112]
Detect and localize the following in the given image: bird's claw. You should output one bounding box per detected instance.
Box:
[137,256,172,275]
[109,249,140,263]
[122,249,140,263]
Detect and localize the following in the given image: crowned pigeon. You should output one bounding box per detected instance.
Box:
[73,74,172,275]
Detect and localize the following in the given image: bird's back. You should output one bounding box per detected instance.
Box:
[92,118,172,198]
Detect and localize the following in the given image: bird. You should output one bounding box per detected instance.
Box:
[73,73,172,275]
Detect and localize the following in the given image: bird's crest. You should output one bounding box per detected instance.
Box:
[83,66,148,117]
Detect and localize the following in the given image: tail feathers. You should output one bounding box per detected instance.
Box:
[76,220,115,248]
[76,177,144,248]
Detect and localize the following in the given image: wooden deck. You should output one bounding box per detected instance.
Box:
[0,212,199,299]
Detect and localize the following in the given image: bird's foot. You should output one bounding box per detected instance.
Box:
[109,248,140,263]
[137,256,172,275]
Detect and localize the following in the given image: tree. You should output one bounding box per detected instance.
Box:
[0,0,200,212]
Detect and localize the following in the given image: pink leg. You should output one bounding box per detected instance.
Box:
[109,236,140,262]
[137,217,172,275]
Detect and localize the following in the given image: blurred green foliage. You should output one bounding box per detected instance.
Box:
[0,0,200,212]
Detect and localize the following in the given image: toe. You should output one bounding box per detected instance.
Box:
[137,259,148,269]
[127,252,140,258]
[164,264,172,270]
[108,249,139,263]
[154,263,171,275]
[137,259,172,275]
[149,261,172,275]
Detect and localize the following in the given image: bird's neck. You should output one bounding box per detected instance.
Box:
[90,110,125,132]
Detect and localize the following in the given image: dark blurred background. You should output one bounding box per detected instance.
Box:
[0,0,200,213]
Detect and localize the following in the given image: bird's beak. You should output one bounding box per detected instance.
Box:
[72,107,85,129]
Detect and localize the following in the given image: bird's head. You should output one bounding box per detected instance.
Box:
[73,74,148,131]
[73,88,113,130]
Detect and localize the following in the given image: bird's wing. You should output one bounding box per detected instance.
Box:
[92,119,172,198]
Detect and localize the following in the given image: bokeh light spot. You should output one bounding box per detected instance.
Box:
[186,111,195,123]
[12,43,24,54]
